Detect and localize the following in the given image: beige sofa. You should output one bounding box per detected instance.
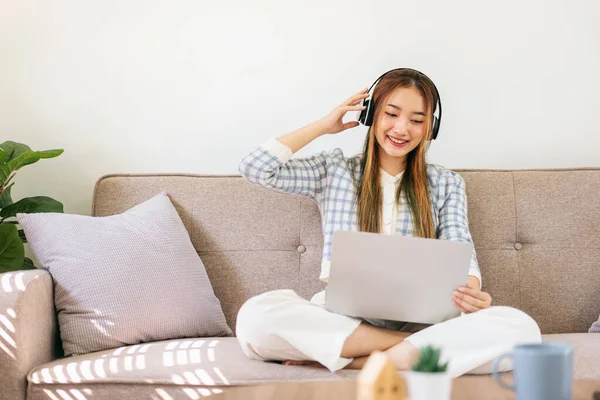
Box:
[2,168,600,400]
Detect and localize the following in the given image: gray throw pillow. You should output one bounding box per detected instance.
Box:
[17,191,232,357]
[590,316,600,333]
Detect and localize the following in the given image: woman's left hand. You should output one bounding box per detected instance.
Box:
[452,278,492,313]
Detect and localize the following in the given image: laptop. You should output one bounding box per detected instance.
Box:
[324,230,473,324]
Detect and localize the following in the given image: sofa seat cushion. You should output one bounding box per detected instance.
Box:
[27,333,600,399]
[542,333,600,379]
[27,337,353,400]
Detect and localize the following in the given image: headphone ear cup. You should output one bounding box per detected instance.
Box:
[358,99,370,125]
[365,102,374,126]
[432,116,440,140]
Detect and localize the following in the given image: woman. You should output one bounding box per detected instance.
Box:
[235,68,541,377]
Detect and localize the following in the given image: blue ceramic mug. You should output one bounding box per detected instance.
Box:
[492,342,573,400]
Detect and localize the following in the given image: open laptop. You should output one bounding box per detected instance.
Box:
[324,230,473,324]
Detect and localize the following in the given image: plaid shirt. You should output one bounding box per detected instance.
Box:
[239,138,481,285]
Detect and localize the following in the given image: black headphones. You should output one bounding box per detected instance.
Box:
[358,68,443,140]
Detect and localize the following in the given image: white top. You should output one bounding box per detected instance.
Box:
[380,168,404,235]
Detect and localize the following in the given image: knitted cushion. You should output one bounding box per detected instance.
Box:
[17,192,232,356]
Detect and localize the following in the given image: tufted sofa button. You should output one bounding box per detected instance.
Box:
[297,245,307,253]
[514,243,523,250]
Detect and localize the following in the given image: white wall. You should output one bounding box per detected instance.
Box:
[1,0,599,217]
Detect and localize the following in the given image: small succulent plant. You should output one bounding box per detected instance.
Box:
[411,345,448,373]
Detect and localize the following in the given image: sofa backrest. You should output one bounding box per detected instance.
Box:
[92,169,600,335]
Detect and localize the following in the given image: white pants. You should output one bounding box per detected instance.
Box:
[236,289,542,377]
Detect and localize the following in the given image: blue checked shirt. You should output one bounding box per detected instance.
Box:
[239,138,481,286]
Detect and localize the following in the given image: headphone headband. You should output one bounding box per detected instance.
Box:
[358,68,443,140]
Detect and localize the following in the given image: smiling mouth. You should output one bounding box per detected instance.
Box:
[387,135,408,147]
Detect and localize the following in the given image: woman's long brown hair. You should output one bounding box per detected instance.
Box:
[355,69,438,238]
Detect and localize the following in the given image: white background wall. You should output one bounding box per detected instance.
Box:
[1,0,599,217]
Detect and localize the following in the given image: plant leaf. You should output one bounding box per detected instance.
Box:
[39,149,64,159]
[0,150,40,187]
[22,257,36,270]
[0,141,32,163]
[0,148,7,164]
[0,224,25,273]
[412,345,447,373]
[0,143,63,187]
[0,182,14,208]
[432,348,440,364]
[0,196,64,219]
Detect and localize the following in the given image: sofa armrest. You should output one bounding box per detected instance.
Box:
[0,270,59,400]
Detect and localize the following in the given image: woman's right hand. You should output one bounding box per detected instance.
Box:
[318,88,369,135]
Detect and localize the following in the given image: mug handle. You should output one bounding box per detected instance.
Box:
[492,353,515,391]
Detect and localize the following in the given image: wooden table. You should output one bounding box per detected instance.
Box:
[212,376,600,400]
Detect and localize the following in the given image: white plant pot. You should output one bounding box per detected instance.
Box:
[403,371,452,400]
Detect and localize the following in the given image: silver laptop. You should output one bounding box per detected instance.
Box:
[324,230,473,324]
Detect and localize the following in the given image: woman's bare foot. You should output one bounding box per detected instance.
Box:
[344,356,369,369]
[344,342,419,370]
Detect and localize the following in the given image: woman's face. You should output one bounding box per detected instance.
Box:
[373,86,428,163]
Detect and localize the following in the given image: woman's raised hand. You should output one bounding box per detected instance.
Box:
[318,88,369,135]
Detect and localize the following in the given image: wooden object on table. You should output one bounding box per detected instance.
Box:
[356,351,407,400]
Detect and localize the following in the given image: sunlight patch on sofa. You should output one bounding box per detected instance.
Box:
[163,340,207,367]
[136,354,147,370]
[171,368,221,386]
[207,349,215,362]
[0,275,23,360]
[0,322,16,348]
[213,367,229,385]
[109,357,119,374]
[195,369,215,385]
[32,349,149,384]
[89,309,116,338]
[80,360,95,380]
[172,369,216,386]
[177,350,189,365]
[66,362,82,383]
[190,349,201,363]
[2,273,13,293]
[1,272,28,292]
[155,388,174,400]
[179,340,194,349]
[183,388,201,399]
[0,308,16,360]
[43,388,92,400]
[93,359,107,378]
[112,347,125,356]
[126,344,141,354]
[52,365,68,383]
[183,387,223,399]
[124,355,134,371]
[183,371,200,385]
[30,339,229,390]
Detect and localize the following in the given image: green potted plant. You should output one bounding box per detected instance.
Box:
[0,141,64,273]
[404,345,452,400]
